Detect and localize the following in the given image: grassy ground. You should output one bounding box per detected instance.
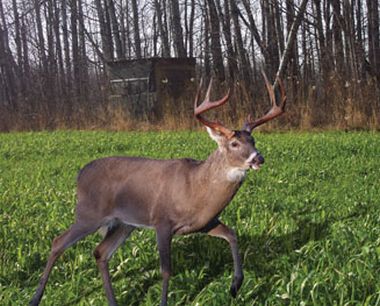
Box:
[1,131,380,305]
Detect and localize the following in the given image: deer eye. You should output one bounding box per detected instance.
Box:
[230,141,240,148]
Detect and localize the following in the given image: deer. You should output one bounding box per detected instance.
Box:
[30,73,286,306]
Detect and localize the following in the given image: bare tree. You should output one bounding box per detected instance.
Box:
[131,0,142,58]
[95,0,113,60]
[155,0,171,57]
[367,0,380,80]
[107,0,123,59]
[216,0,237,80]
[206,0,225,81]
[1,0,379,130]
[170,0,186,57]
[331,0,345,75]
[229,0,251,85]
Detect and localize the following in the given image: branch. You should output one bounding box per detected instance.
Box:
[274,0,309,88]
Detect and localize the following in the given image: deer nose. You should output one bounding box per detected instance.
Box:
[247,151,264,165]
[255,154,265,165]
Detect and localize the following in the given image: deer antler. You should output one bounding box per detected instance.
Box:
[194,78,235,139]
[243,71,287,132]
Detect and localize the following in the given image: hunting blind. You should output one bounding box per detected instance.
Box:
[108,58,196,119]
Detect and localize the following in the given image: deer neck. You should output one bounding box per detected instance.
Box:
[184,149,245,227]
[200,149,247,185]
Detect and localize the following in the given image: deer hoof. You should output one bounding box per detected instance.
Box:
[230,285,238,298]
[230,275,244,298]
[29,297,40,306]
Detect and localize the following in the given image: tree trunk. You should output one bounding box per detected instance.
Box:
[229,0,251,85]
[331,0,345,75]
[94,0,112,60]
[61,0,72,98]
[206,0,225,81]
[275,0,308,85]
[285,0,299,78]
[0,0,18,110]
[34,0,48,76]
[274,0,285,55]
[131,0,142,58]
[103,0,115,59]
[71,0,80,101]
[188,0,195,57]
[170,0,186,57]
[21,16,30,100]
[78,0,88,99]
[154,0,170,57]
[241,0,268,61]
[367,0,380,80]
[53,0,64,100]
[216,0,237,80]
[355,0,366,78]
[203,3,211,77]
[266,0,280,77]
[107,0,123,59]
[314,0,330,78]
[11,0,22,72]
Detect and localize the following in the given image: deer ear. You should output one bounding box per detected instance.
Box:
[206,127,227,146]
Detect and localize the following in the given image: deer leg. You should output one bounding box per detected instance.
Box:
[207,222,244,298]
[156,226,173,306]
[30,222,98,306]
[93,224,135,306]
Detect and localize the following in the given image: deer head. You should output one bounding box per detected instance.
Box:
[194,73,287,174]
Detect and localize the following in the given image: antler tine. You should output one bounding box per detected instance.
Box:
[194,78,234,139]
[243,71,287,132]
[277,77,287,105]
[194,78,204,110]
[262,71,276,108]
[205,77,213,101]
[194,78,230,114]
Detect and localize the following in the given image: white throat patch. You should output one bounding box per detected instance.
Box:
[227,168,247,182]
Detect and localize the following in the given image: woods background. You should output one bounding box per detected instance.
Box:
[0,0,379,131]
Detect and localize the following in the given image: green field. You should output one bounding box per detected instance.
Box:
[1,131,380,305]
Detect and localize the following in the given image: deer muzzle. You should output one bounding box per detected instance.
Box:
[247,151,265,170]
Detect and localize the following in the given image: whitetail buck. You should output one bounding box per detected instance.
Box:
[30,73,286,306]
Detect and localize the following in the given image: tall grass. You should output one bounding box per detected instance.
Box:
[1,130,380,305]
[1,76,379,132]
